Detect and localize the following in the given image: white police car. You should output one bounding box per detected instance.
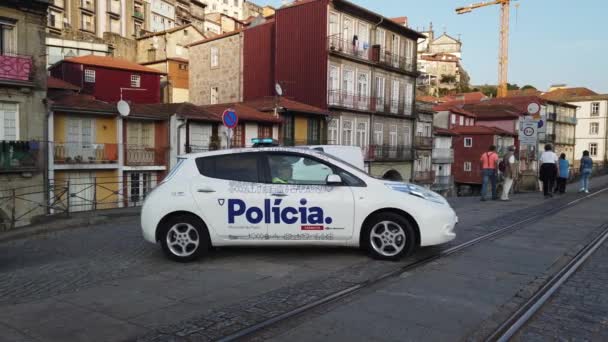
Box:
[141,147,457,262]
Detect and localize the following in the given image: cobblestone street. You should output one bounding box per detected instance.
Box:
[0,176,607,342]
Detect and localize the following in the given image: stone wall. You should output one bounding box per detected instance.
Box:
[104,32,138,62]
[189,33,243,105]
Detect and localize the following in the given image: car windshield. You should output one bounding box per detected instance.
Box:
[313,150,365,172]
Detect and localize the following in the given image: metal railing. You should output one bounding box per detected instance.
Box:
[54,142,118,164]
[0,54,33,82]
[133,10,144,20]
[328,90,379,112]
[432,148,454,163]
[414,136,433,148]
[556,115,577,125]
[0,141,41,173]
[365,145,413,161]
[379,49,416,72]
[125,145,168,166]
[327,35,371,61]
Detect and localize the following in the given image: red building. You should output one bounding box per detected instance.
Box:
[451,126,515,191]
[49,55,165,104]
[433,104,477,129]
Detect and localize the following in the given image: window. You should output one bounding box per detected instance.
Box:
[267,154,334,185]
[81,13,94,32]
[328,65,339,105]
[84,69,95,83]
[451,114,456,125]
[196,153,260,182]
[375,76,385,111]
[308,119,320,144]
[210,47,219,67]
[342,119,353,146]
[464,162,472,172]
[376,28,385,46]
[210,87,219,104]
[464,137,472,147]
[389,125,398,146]
[282,114,294,144]
[0,19,16,55]
[258,124,272,139]
[131,74,141,88]
[329,12,339,37]
[357,72,369,109]
[0,102,18,141]
[391,80,400,113]
[591,102,600,116]
[230,124,244,147]
[356,121,368,147]
[404,82,413,114]
[328,118,338,144]
[589,143,598,157]
[459,116,464,126]
[374,123,383,145]
[127,121,154,147]
[342,68,354,107]
[590,122,599,135]
[179,63,188,70]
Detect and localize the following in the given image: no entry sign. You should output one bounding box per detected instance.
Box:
[222,108,238,129]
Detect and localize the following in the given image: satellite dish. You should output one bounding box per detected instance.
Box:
[117,100,130,117]
[275,83,283,96]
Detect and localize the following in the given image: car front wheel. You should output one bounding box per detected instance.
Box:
[362,213,416,261]
[159,214,210,262]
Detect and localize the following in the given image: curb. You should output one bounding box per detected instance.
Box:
[0,212,139,244]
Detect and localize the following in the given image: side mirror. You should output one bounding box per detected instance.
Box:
[326,174,342,185]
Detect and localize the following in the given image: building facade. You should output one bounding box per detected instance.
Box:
[0,0,49,229]
[568,95,608,167]
[151,0,176,32]
[136,25,205,103]
[413,102,435,186]
[174,0,206,31]
[50,55,164,103]
[204,0,245,19]
[432,128,455,196]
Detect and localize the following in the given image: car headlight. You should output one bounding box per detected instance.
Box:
[385,183,447,205]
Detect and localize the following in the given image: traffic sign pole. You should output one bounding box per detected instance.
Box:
[222,108,238,149]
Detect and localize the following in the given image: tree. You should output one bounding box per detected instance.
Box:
[521,85,537,90]
[507,83,520,90]
[440,74,457,84]
[475,84,497,98]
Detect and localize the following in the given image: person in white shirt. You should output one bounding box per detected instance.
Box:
[539,144,559,198]
[500,146,518,201]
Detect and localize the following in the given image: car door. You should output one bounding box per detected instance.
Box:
[263,152,356,242]
[190,152,268,242]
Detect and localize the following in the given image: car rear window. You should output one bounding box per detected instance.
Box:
[196,153,260,183]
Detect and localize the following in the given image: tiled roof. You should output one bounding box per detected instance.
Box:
[47,76,80,91]
[507,89,542,97]
[563,94,608,102]
[450,125,514,136]
[434,127,457,136]
[244,97,330,116]
[50,94,117,114]
[463,104,523,120]
[416,95,441,103]
[62,55,165,74]
[440,92,487,103]
[199,103,282,123]
[432,104,477,118]
[420,53,460,62]
[186,29,242,47]
[130,103,217,121]
[541,87,598,101]
[476,95,577,110]
[391,16,408,25]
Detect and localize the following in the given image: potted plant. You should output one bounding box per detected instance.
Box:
[65,156,73,164]
[88,156,95,163]
[75,155,83,163]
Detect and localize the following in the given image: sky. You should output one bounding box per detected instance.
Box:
[255,0,608,93]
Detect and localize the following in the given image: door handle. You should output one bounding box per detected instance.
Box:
[197,188,216,193]
[271,193,288,197]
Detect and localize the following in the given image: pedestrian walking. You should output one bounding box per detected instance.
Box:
[556,153,569,194]
[480,145,499,201]
[579,150,593,193]
[500,146,517,201]
[539,144,559,198]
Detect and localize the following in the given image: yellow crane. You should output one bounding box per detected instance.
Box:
[456,0,515,98]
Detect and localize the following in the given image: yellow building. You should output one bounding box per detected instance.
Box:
[49,93,121,212]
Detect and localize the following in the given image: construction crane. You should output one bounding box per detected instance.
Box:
[456,0,514,98]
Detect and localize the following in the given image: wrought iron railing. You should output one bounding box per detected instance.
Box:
[414,136,433,148]
[365,145,413,161]
[0,54,33,82]
[328,90,378,112]
[125,145,167,166]
[379,49,416,72]
[327,35,371,61]
[0,140,41,173]
[53,142,118,164]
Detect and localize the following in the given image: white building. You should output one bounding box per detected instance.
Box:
[204,0,244,19]
[568,95,608,166]
[432,128,455,196]
[151,0,175,32]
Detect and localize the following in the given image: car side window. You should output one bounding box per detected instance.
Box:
[196,153,260,182]
[267,153,334,185]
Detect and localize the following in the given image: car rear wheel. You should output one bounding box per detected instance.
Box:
[362,213,416,261]
[159,214,210,262]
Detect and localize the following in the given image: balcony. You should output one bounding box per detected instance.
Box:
[328,90,378,112]
[365,145,414,161]
[0,141,41,173]
[327,35,371,61]
[545,134,556,143]
[547,113,557,121]
[555,137,575,145]
[414,136,433,149]
[413,171,435,184]
[0,54,33,84]
[133,10,145,20]
[432,175,454,191]
[432,148,454,164]
[556,115,577,125]
[379,49,416,73]
[125,146,167,166]
[54,143,118,166]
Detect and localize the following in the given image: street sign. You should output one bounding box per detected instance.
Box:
[222,108,238,129]
[519,120,538,145]
[527,101,541,116]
